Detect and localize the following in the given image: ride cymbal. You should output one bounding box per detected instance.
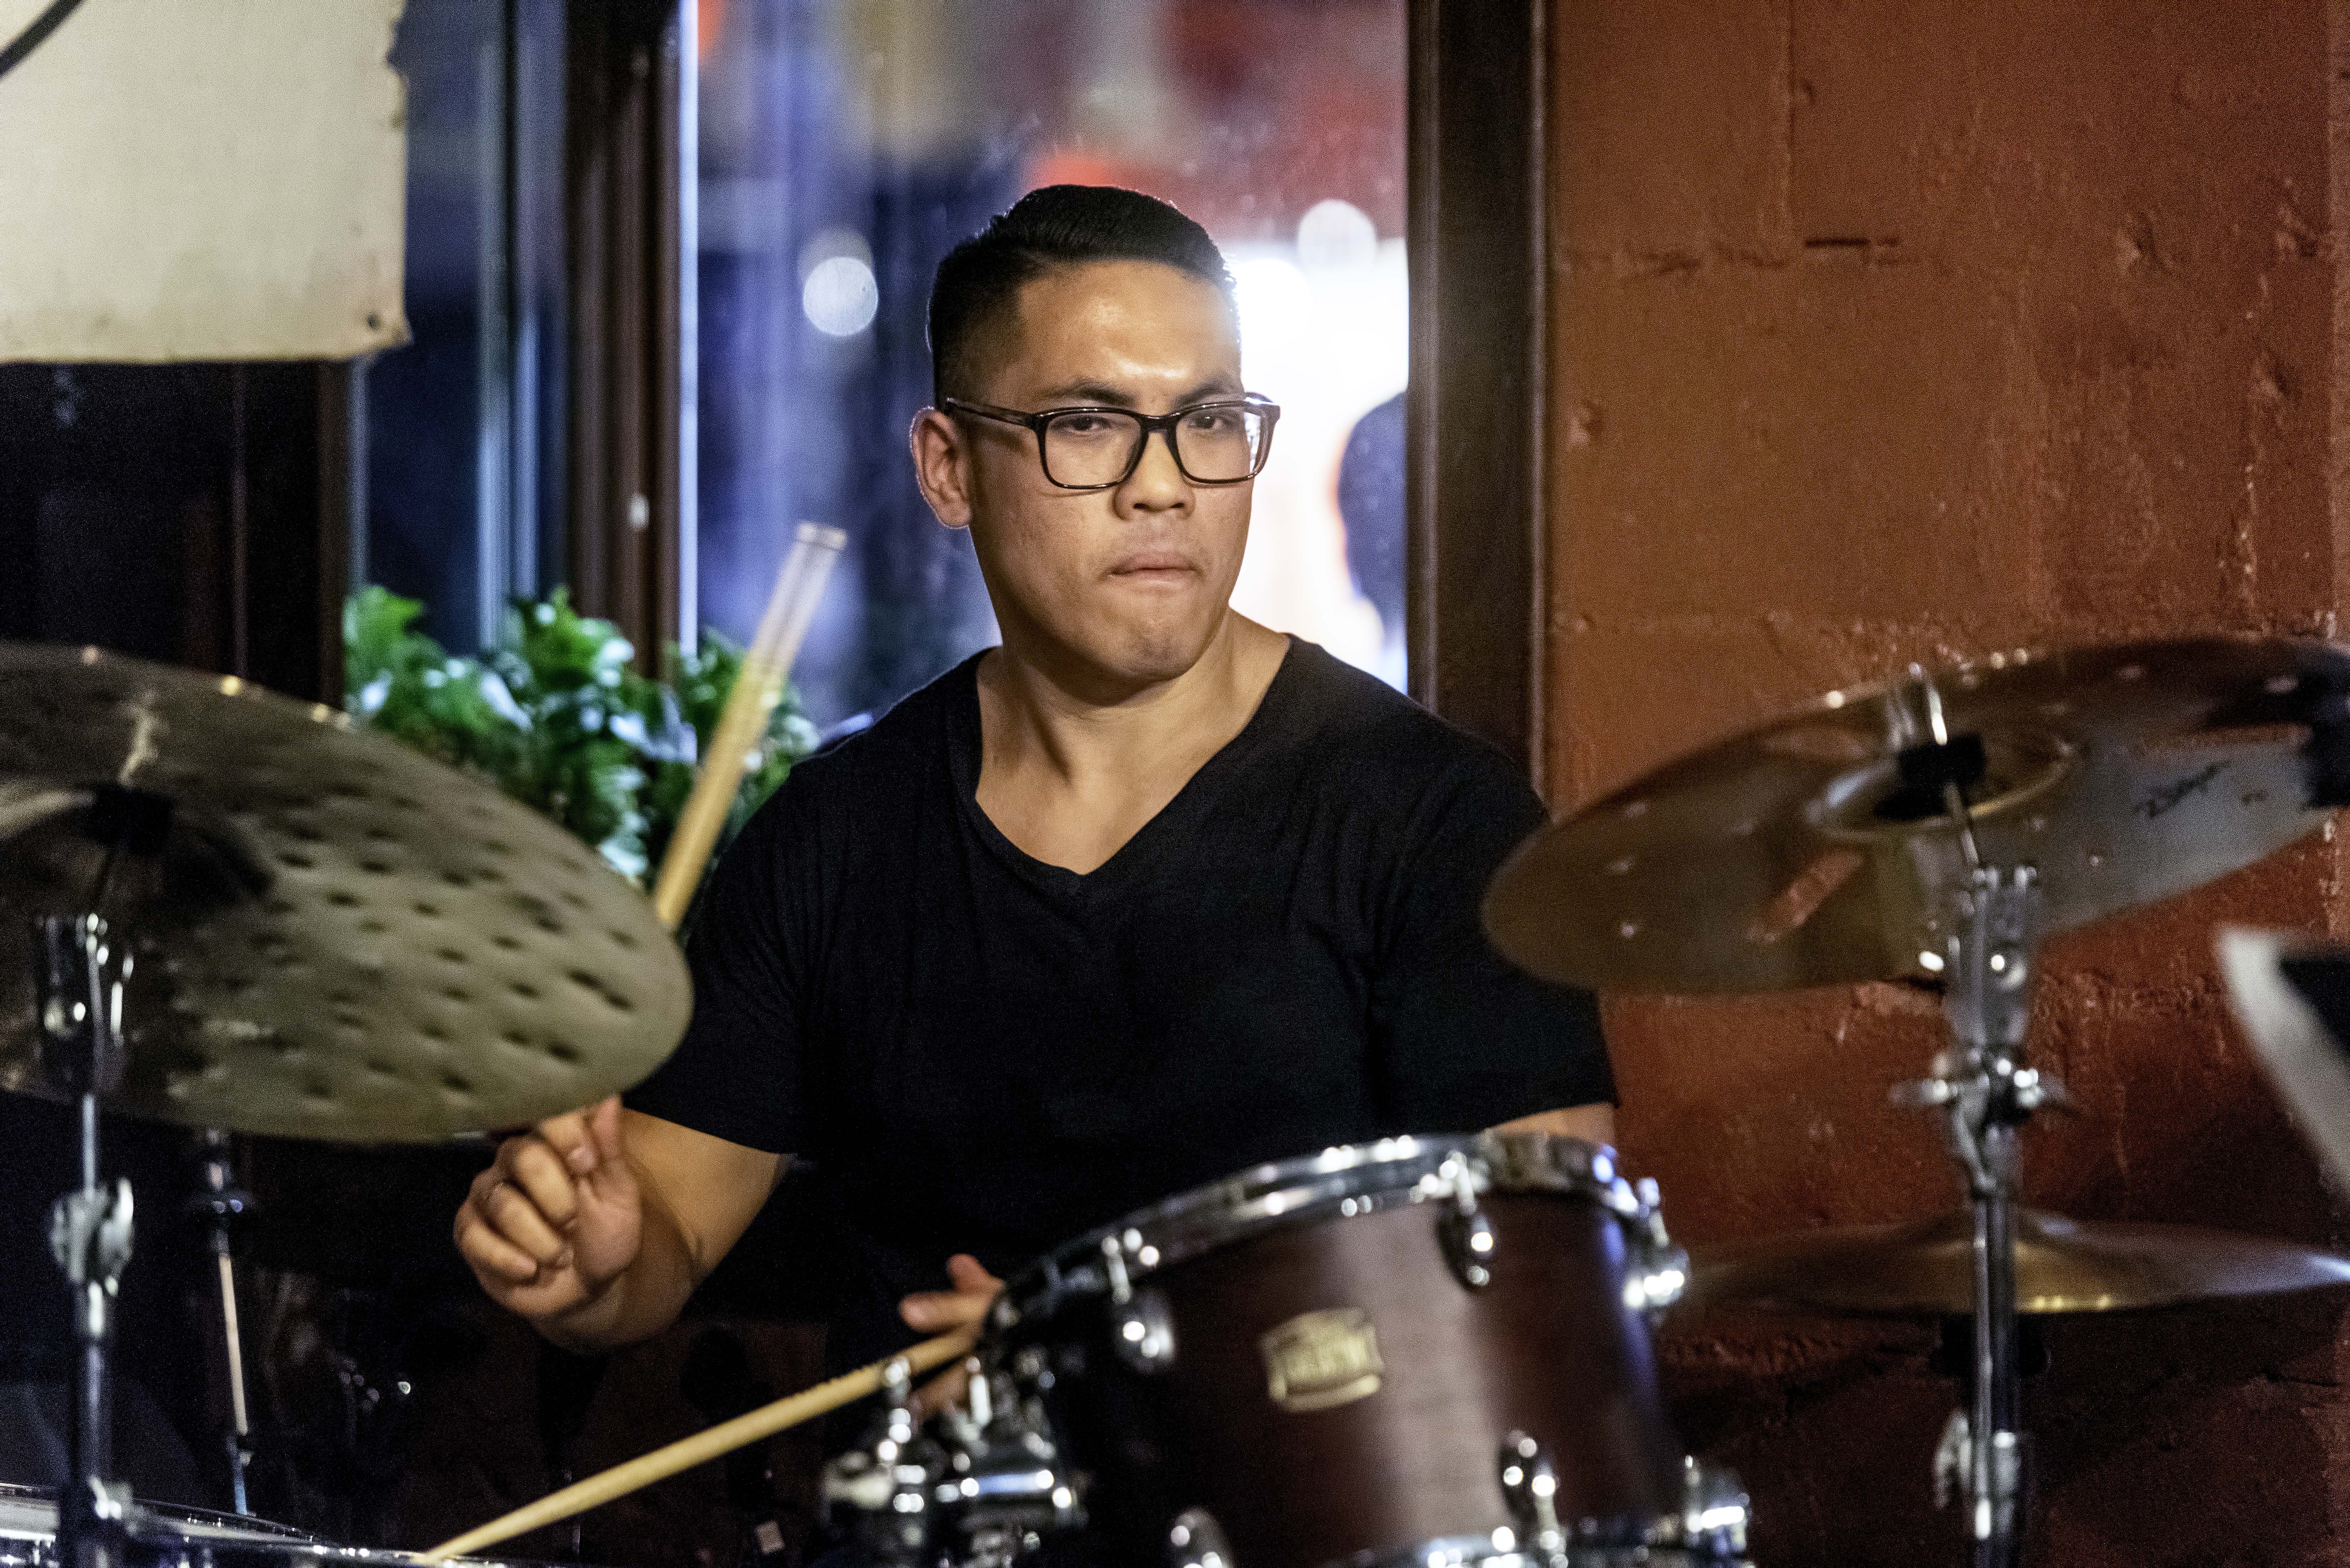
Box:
[0,644,689,1142]
[1680,1208,2350,1316]
[1486,637,2350,993]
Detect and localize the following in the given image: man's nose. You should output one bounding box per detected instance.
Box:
[1117,424,1192,510]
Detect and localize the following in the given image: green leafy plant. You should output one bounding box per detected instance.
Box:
[344,586,819,883]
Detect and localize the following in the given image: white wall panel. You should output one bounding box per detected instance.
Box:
[0,0,408,362]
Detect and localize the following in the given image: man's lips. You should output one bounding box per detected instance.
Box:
[1108,552,1198,579]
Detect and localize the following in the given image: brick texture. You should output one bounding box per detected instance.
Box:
[1547,2,2350,1561]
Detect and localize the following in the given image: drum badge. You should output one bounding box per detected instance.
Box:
[1258,1308,1384,1412]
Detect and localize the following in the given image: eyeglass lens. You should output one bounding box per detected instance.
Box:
[1041,406,1270,487]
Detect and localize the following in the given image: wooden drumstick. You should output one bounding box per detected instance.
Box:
[431,530,859,1561]
[649,521,847,929]
[417,1325,978,1562]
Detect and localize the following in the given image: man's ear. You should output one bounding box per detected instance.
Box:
[909,408,974,531]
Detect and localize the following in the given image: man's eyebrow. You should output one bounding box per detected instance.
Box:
[1174,375,1244,403]
[1032,375,1245,407]
[1035,380,1139,406]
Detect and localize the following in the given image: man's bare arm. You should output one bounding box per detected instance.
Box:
[455,1100,782,1354]
[1496,1102,1617,1147]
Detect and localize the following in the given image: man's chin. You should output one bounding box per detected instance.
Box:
[1078,617,1225,690]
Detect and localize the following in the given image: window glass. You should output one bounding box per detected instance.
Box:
[359,0,566,654]
[697,0,1407,731]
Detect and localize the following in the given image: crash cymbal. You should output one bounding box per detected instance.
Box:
[1680,1208,2350,1316]
[0,643,688,1142]
[1487,637,2350,992]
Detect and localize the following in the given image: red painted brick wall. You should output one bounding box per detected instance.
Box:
[1545,3,2350,1561]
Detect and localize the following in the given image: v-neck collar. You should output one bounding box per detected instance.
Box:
[947,637,1303,904]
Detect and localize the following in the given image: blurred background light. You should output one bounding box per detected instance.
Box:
[1296,198,1378,272]
[801,254,879,338]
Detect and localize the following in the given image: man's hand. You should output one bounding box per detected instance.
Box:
[898,1253,1003,1418]
[455,1096,643,1322]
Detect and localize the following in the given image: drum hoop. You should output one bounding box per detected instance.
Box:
[0,1485,595,1568]
[991,1132,1653,1331]
[0,1485,316,1546]
[1331,1536,1741,1568]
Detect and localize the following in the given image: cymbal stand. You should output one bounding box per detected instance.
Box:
[34,913,135,1568]
[189,1130,255,1514]
[1890,669,2063,1568]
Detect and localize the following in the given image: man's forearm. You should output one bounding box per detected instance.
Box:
[1496,1102,1618,1147]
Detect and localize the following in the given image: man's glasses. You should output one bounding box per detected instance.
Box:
[940,395,1281,491]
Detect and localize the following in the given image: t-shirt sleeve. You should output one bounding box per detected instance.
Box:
[623,793,808,1154]
[1368,745,1615,1131]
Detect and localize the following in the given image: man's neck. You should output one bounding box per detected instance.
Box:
[972,614,1290,873]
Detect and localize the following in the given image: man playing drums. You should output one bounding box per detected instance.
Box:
[452,184,1614,1401]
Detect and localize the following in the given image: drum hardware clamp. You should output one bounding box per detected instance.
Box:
[822,1345,1086,1568]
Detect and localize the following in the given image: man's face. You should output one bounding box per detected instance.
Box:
[940,259,1252,689]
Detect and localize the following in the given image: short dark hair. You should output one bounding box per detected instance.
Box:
[927,184,1236,403]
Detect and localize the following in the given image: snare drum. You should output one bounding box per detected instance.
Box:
[981,1133,1743,1568]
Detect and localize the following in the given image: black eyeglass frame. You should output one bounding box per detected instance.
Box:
[939,395,1282,491]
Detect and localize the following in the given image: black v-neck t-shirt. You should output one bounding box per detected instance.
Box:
[627,639,1612,1377]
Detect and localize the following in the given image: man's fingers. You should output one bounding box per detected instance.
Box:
[479,1148,576,1253]
[533,1108,598,1175]
[587,1097,626,1167]
[900,1291,987,1331]
[455,1200,544,1284]
[902,1253,1003,1330]
[504,1138,581,1230]
[481,1177,571,1266]
[945,1253,1001,1292]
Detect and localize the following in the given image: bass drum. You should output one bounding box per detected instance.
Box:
[983,1133,1745,1568]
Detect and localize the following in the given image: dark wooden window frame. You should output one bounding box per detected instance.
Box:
[1407,0,1549,789]
[565,0,687,663]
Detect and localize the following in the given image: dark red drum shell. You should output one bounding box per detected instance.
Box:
[1007,1189,1685,1568]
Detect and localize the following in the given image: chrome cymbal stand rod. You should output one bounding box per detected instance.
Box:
[1935,867,2042,1568]
[34,914,135,1568]
[191,1130,255,1514]
[1890,669,2059,1568]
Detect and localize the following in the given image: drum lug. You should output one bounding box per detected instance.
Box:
[1682,1455,1751,1557]
[1430,1153,1497,1289]
[1166,1507,1234,1568]
[1622,1175,1690,1318]
[1497,1431,1565,1554]
[1437,1198,1497,1290]
[1103,1234,1135,1304]
[1112,1286,1177,1373]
